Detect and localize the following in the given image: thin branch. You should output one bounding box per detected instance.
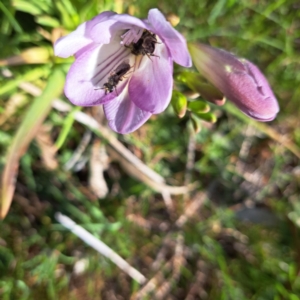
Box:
[184,130,196,186]
[55,212,146,284]
[19,82,198,195]
[64,130,92,171]
[52,99,165,184]
[175,192,206,228]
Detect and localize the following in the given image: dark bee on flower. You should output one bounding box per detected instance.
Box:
[130,30,159,59]
[102,61,132,94]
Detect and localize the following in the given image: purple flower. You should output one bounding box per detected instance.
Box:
[54,9,191,133]
[189,43,279,122]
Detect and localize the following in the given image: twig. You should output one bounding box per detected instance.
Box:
[150,235,174,272]
[19,82,163,182]
[225,102,300,159]
[161,190,175,216]
[134,234,185,300]
[19,82,197,195]
[88,139,109,198]
[64,130,92,171]
[55,212,146,284]
[108,146,197,194]
[175,192,206,228]
[134,258,172,299]
[184,130,196,187]
[184,260,209,300]
[52,99,165,184]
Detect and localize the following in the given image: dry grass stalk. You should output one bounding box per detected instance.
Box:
[176,192,206,228]
[64,130,92,171]
[36,124,58,170]
[18,82,195,195]
[134,234,186,300]
[0,93,27,126]
[126,214,152,230]
[88,139,109,198]
[56,213,146,284]
[184,261,209,300]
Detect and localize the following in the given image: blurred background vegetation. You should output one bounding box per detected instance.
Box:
[0,0,300,299]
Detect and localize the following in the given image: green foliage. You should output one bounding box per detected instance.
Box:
[1,0,300,299]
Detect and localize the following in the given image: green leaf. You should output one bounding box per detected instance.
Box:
[35,15,60,28]
[0,1,23,33]
[12,0,43,15]
[208,0,227,24]
[55,106,81,150]
[0,67,50,96]
[0,68,65,219]
[56,1,76,29]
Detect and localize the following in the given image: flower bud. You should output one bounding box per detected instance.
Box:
[171,91,187,118]
[190,115,201,133]
[188,100,210,113]
[193,111,217,123]
[188,43,279,122]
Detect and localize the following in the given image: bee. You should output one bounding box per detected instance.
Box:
[130,30,159,59]
[102,62,131,94]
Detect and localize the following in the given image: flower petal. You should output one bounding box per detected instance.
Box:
[111,13,149,28]
[89,13,149,44]
[103,86,151,134]
[128,44,173,114]
[54,11,117,58]
[54,22,93,58]
[86,11,117,33]
[148,8,191,67]
[226,61,279,121]
[64,42,132,106]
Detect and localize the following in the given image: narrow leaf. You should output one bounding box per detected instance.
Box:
[0,68,65,219]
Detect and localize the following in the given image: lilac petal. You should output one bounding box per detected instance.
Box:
[54,11,117,58]
[86,11,123,44]
[148,9,191,67]
[129,44,173,114]
[74,43,95,59]
[227,60,280,121]
[64,42,131,106]
[89,19,120,44]
[89,14,149,44]
[54,22,93,58]
[86,11,117,32]
[110,13,149,28]
[103,86,152,134]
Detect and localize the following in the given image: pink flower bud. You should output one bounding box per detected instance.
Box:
[189,43,279,121]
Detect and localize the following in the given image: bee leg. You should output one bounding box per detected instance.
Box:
[94,86,104,91]
[123,70,134,78]
[146,53,153,61]
[151,53,160,59]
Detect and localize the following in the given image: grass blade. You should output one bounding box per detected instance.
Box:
[0,68,65,219]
